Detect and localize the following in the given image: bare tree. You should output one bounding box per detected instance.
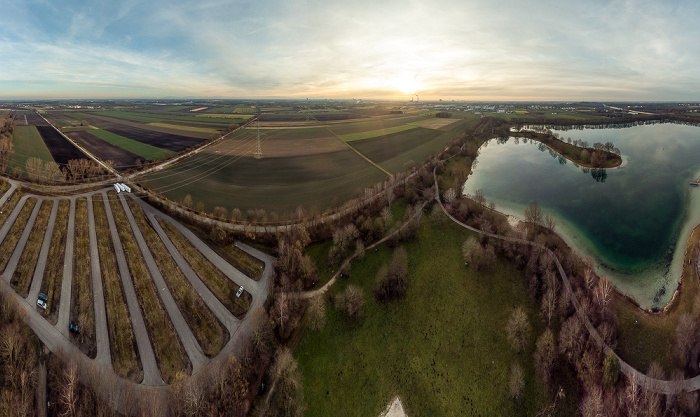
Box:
[307,296,326,331]
[674,313,698,367]
[579,386,603,417]
[343,285,364,319]
[509,363,524,403]
[524,202,543,226]
[444,188,457,204]
[594,277,612,318]
[59,361,79,416]
[506,306,531,353]
[533,328,557,385]
[559,314,584,366]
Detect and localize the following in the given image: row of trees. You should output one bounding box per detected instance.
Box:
[0,116,15,174]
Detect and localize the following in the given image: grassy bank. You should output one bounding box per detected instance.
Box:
[128,199,228,357]
[296,211,578,416]
[71,198,96,357]
[158,218,252,318]
[92,194,142,382]
[223,243,264,281]
[40,199,70,324]
[109,193,190,382]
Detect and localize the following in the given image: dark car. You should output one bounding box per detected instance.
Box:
[69,323,80,334]
[38,292,48,302]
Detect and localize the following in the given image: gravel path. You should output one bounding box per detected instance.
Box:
[56,197,76,337]
[118,193,208,372]
[101,192,164,386]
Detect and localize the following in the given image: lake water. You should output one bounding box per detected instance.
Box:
[463,122,700,309]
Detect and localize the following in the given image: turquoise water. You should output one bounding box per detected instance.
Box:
[463,123,700,308]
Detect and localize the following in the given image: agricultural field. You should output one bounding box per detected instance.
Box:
[34,126,86,166]
[139,112,473,215]
[66,131,146,172]
[8,125,56,173]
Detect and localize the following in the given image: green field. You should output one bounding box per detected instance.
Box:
[147,122,218,134]
[296,212,578,416]
[90,129,175,161]
[9,126,55,173]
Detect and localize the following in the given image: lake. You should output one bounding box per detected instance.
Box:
[463,122,700,309]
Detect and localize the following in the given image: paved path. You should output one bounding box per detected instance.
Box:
[0,183,274,414]
[102,192,164,386]
[427,169,700,395]
[133,196,239,332]
[26,200,58,304]
[87,196,111,368]
[56,197,76,337]
[118,193,208,372]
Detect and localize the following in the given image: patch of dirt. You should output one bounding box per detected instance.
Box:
[379,396,407,417]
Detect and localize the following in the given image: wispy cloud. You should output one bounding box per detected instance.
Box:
[1,0,699,99]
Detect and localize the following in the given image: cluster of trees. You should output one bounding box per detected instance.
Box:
[0,116,15,174]
[374,246,409,301]
[0,291,38,416]
[435,112,452,118]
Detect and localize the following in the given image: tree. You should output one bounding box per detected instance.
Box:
[444,188,457,204]
[183,194,193,209]
[213,206,228,219]
[342,285,364,319]
[268,348,305,417]
[540,270,558,327]
[579,386,603,417]
[506,307,531,353]
[602,350,620,388]
[374,247,409,302]
[524,202,543,226]
[559,315,584,366]
[25,157,42,181]
[594,277,612,319]
[307,296,326,331]
[674,313,697,367]
[509,363,524,403]
[533,328,557,385]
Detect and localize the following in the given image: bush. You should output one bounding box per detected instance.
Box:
[602,350,620,388]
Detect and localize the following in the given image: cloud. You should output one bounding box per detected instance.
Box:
[1,0,700,99]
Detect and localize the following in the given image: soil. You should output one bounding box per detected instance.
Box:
[35,126,88,165]
[66,131,149,172]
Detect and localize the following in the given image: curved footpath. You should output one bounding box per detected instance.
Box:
[0,184,275,415]
[428,171,700,395]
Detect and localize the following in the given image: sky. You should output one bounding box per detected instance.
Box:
[1,0,699,100]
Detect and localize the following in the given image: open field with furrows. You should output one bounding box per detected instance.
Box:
[39,199,70,324]
[66,131,146,172]
[73,113,208,149]
[141,147,387,214]
[35,125,87,166]
[92,194,142,382]
[10,200,51,297]
[90,110,236,128]
[213,126,345,157]
[350,118,474,173]
[297,212,579,416]
[0,198,37,273]
[128,199,228,357]
[109,193,191,382]
[89,129,175,162]
[9,125,56,174]
[158,218,251,318]
[70,198,96,357]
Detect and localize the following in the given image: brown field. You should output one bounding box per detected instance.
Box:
[127,199,228,357]
[203,128,345,158]
[109,193,190,382]
[158,218,252,318]
[92,194,142,382]
[40,199,70,324]
[11,200,51,297]
[0,198,37,273]
[71,198,96,357]
[78,112,212,141]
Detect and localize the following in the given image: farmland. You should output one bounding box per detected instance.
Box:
[35,126,86,165]
[139,112,472,215]
[9,126,56,174]
[67,131,145,171]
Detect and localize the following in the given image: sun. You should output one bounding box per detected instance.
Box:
[395,74,420,94]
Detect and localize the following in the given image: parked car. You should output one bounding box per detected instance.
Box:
[69,323,80,334]
[236,285,244,298]
[38,292,48,302]
[37,299,46,310]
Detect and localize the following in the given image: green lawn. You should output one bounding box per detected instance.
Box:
[90,129,175,161]
[10,126,55,173]
[296,211,578,416]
